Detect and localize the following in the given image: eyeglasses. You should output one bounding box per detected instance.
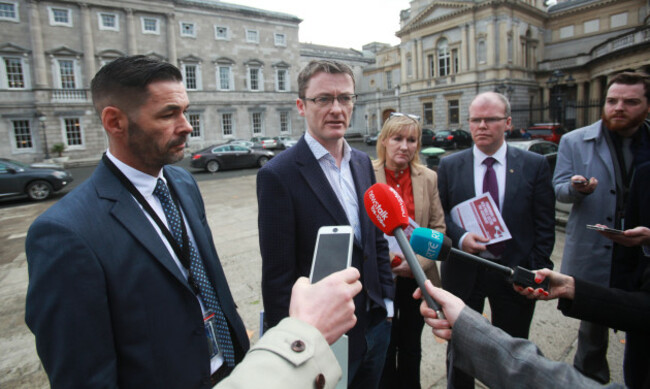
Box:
[469,117,508,125]
[303,94,357,107]
[389,112,421,125]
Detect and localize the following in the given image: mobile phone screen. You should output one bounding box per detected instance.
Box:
[586,224,624,235]
[310,230,353,283]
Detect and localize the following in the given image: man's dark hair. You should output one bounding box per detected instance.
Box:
[606,72,650,101]
[297,60,355,99]
[90,55,183,116]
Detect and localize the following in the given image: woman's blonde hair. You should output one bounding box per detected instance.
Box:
[375,115,423,166]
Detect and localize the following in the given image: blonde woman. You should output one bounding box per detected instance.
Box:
[374,113,446,389]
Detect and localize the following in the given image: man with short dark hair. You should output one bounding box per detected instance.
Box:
[437,91,555,388]
[554,71,650,384]
[25,56,250,388]
[257,59,395,388]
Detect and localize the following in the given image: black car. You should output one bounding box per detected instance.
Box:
[507,139,559,173]
[0,158,73,201]
[421,128,436,146]
[432,129,473,149]
[190,144,274,173]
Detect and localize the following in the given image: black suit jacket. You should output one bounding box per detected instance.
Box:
[437,146,555,301]
[257,136,394,361]
[25,161,249,389]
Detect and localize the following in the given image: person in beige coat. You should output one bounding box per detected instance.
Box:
[373,113,446,389]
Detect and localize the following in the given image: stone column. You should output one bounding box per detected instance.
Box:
[126,8,137,54]
[80,3,95,87]
[543,87,551,121]
[415,38,423,80]
[487,17,496,66]
[589,78,602,123]
[460,24,468,71]
[576,81,585,127]
[498,18,508,65]
[468,22,476,69]
[28,0,47,88]
[166,13,177,65]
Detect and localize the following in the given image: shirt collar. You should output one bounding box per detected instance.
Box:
[304,131,352,164]
[473,141,507,166]
[105,149,164,197]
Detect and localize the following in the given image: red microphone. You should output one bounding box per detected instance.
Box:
[364,183,445,319]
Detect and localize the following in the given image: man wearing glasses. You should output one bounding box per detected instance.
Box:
[436,92,555,388]
[257,60,394,389]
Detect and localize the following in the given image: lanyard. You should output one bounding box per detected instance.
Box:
[102,154,192,270]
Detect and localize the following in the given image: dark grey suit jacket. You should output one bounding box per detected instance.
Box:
[257,136,394,362]
[25,161,249,389]
[437,146,555,301]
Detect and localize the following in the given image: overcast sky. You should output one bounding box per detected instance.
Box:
[226,0,412,50]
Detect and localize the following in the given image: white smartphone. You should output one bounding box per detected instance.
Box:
[587,224,624,235]
[309,226,354,283]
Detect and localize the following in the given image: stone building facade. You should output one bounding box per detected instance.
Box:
[364,0,650,134]
[0,0,302,163]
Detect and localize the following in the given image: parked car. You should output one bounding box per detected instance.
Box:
[365,133,379,145]
[250,136,279,150]
[228,139,260,149]
[421,128,436,146]
[507,139,559,173]
[432,129,473,149]
[273,136,298,149]
[0,158,73,201]
[190,144,274,173]
[526,123,565,144]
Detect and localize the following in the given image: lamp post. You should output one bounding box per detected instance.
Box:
[36,111,50,159]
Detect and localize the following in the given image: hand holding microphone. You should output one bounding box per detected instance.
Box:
[409,227,550,292]
[364,183,445,319]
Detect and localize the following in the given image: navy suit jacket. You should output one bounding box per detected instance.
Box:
[437,146,555,301]
[257,136,394,361]
[25,161,249,389]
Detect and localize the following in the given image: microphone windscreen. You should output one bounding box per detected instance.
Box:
[410,227,452,261]
[363,183,409,236]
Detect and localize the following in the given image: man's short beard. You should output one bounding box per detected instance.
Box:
[602,111,647,134]
[127,119,186,168]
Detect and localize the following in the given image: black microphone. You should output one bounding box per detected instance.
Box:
[410,227,550,291]
[363,183,445,319]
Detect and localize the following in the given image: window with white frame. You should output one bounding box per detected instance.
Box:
[274,33,286,46]
[423,102,433,125]
[251,112,263,134]
[182,63,201,90]
[448,99,459,125]
[276,68,289,92]
[385,71,392,89]
[186,113,201,138]
[2,56,28,89]
[246,29,259,43]
[559,25,574,39]
[57,59,77,89]
[221,113,234,136]
[438,38,450,77]
[12,119,32,150]
[427,54,434,78]
[0,1,19,22]
[98,12,118,31]
[62,117,83,147]
[217,65,233,91]
[49,6,72,27]
[611,12,628,28]
[477,40,487,64]
[180,22,195,37]
[215,26,229,40]
[584,19,599,34]
[141,17,159,34]
[280,111,291,133]
[248,67,263,91]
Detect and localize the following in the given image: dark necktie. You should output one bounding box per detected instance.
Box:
[482,157,505,257]
[153,178,236,366]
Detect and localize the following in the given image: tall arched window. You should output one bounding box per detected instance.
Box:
[437,38,450,76]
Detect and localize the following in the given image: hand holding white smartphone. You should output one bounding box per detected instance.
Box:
[309,226,354,283]
[586,224,624,235]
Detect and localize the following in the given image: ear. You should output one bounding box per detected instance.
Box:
[296,98,306,117]
[101,106,129,138]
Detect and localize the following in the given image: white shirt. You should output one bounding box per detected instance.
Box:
[105,150,224,372]
[458,142,508,256]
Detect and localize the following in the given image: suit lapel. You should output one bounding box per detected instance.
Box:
[95,163,191,290]
[349,151,370,247]
[460,150,476,200]
[502,146,523,221]
[295,139,350,226]
[410,165,425,225]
